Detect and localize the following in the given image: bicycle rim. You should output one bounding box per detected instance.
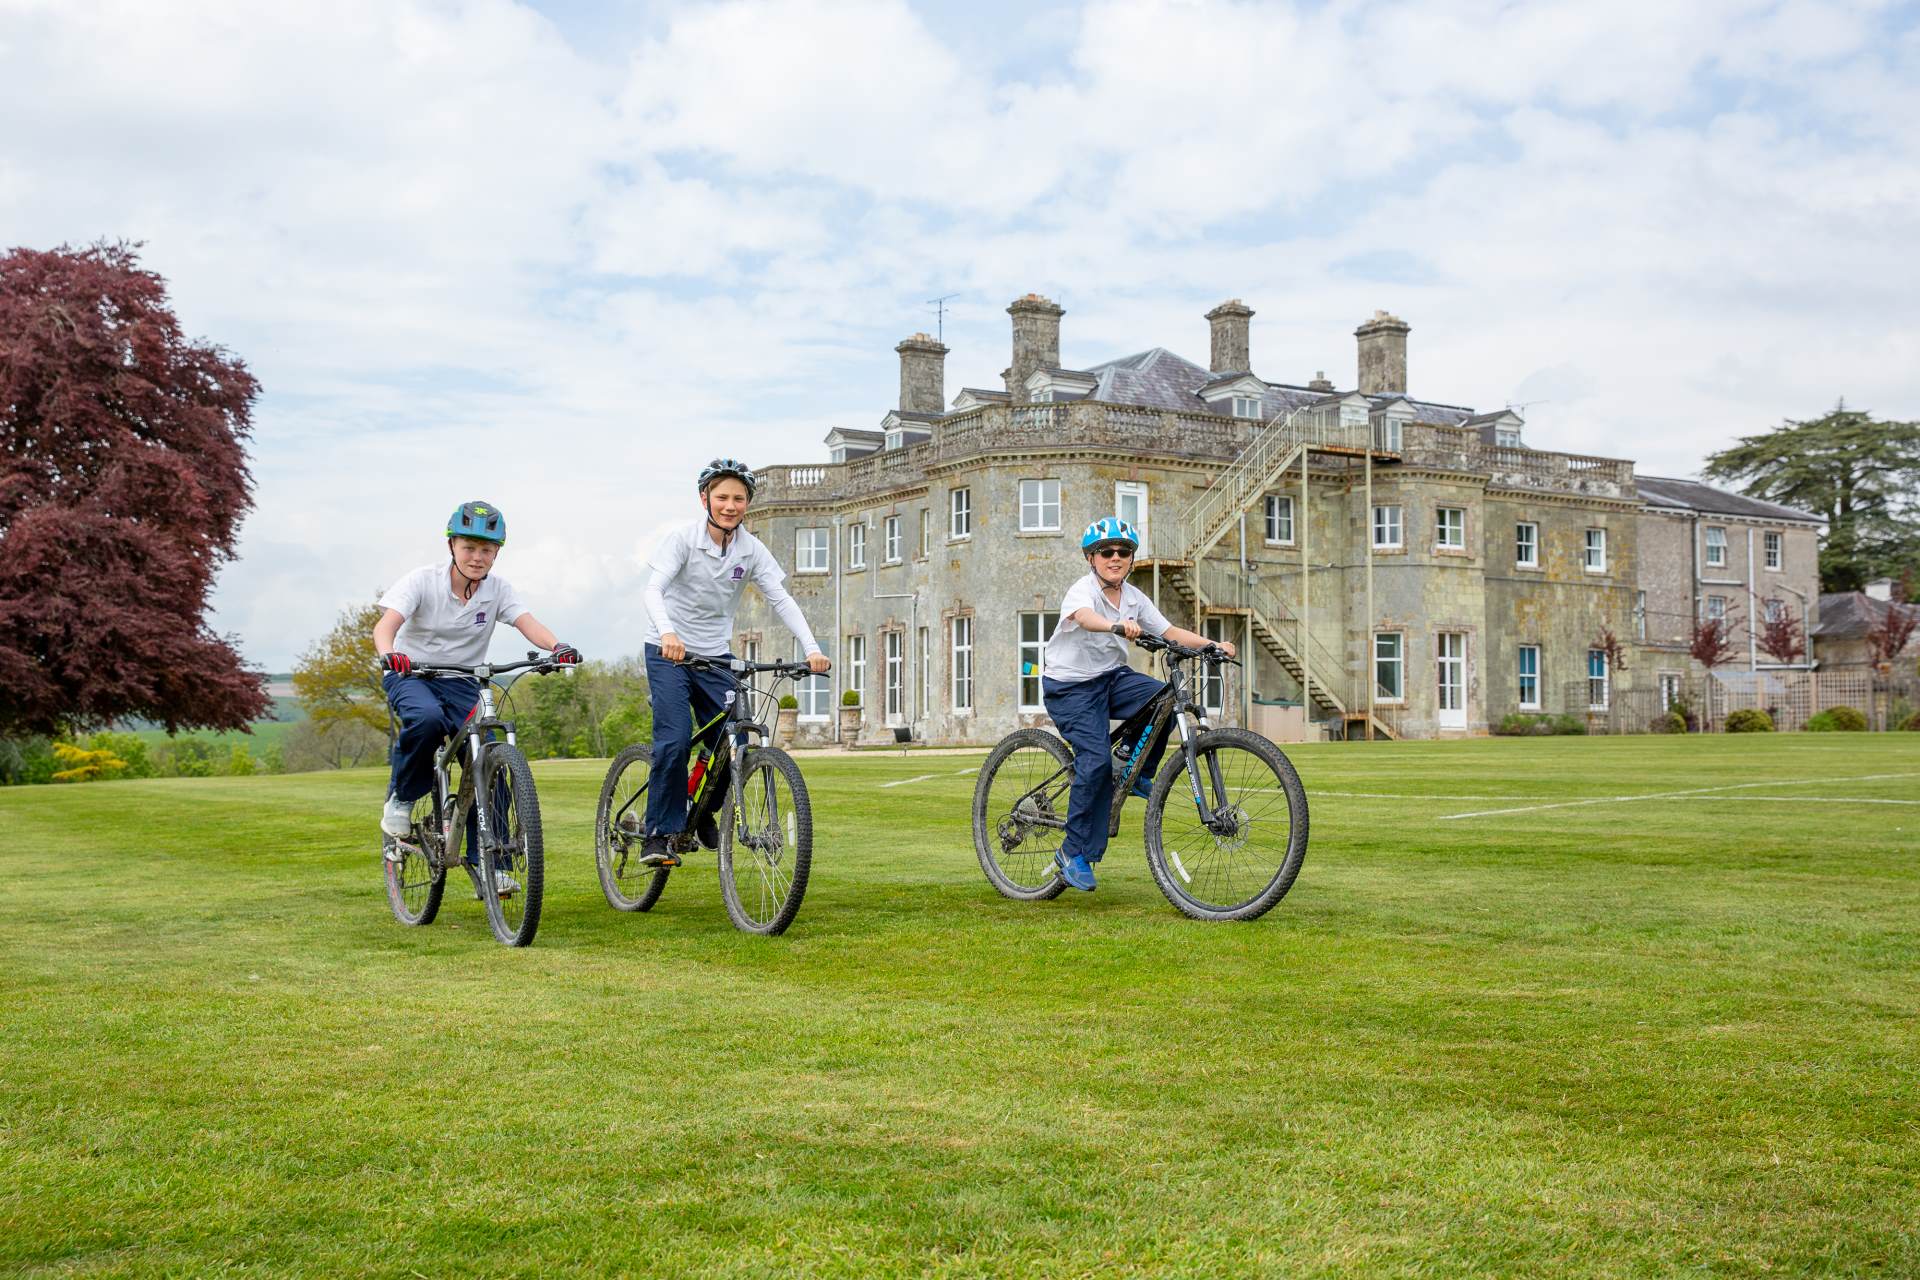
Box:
[596,743,668,912]
[717,748,811,935]
[383,791,445,926]
[1146,729,1307,921]
[479,745,544,946]
[972,729,1072,901]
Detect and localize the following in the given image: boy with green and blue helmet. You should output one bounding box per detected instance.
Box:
[1042,516,1234,892]
[373,501,580,893]
[638,459,830,868]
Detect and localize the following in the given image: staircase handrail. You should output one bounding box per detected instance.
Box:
[1172,403,1369,563]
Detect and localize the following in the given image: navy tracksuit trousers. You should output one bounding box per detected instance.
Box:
[643,644,738,837]
[383,672,496,869]
[1042,665,1171,863]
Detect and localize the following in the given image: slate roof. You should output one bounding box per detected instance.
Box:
[824,427,884,444]
[1065,347,1478,426]
[1636,476,1822,524]
[957,387,1009,401]
[1813,592,1913,639]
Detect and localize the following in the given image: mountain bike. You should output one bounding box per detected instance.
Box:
[972,634,1308,921]
[594,656,818,936]
[380,653,568,947]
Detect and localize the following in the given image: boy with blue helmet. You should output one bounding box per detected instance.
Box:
[1042,516,1234,892]
[372,501,580,895]
[638,459,830,868]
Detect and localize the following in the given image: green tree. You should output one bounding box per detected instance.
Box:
[1703,402,1920,592]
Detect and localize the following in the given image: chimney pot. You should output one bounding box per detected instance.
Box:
[1204,299,1254,374]
[1307,370,1334,392]
[1355,310,1410,395]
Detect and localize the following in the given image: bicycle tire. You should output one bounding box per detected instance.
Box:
[595,742,670,912]
[1143,727,1308,922]
[382,791,445,926]
[477,744,544,947]
[717,746,811,936]
[972,728,1072,902]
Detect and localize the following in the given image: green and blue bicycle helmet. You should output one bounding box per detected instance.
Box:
[697,458,757,498]
[1081,516,1140,554]
[447,500,506,544]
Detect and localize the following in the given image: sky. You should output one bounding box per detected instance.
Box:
[3,0,1917,669]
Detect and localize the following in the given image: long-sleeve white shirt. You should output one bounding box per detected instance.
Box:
[643,519,821,658]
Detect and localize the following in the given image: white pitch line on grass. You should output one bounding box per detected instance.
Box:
[1436,772,1920,821]
[955,767,979,775]
[880,774,938,788]
[1666,795,1920,806]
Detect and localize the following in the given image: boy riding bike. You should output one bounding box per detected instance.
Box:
[374,501,580,894]
[639,459,830,868]
[1043,517,1234,892]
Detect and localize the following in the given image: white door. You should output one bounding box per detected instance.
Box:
[1436,633,1467,729]
[1115,482,1149,558]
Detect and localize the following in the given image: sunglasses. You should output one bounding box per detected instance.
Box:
[1093,547,1134,559]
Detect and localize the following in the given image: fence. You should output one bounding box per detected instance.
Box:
[1583,670,1918,733]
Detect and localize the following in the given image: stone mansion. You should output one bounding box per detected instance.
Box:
[733,294,1822,743]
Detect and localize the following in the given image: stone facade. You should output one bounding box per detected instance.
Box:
[730,294,1817,743]
[1205,300,1253,374]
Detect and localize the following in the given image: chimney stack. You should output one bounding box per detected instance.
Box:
[1205,299,1254,373]
[1005,293,1063,403]
[896,332,948,415]
[1307,370,1334,392]
[1355,310,1410,395]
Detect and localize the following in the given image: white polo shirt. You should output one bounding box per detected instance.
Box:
[379,564,526,668]
[1044,571,1172,684]
[643,520,821,658]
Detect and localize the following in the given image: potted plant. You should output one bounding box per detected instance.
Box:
[838,688,862,745]
[776,693,799,748]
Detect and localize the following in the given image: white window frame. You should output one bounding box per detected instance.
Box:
[1587,648,1610,710]
[1018,478,1061,532]
[917,626,930,719]
[1762,598,1786,625]
[1706,594,1727,621]
[1705,525,1727,568]
[1264,494,1295,545]
[883,514,901,563]
[1436,506,1465,550]
[796,639,831,720]
[847,521,866,570]
[1372,504,1403,550]
[883,630,904,724]
[846,633,866,708]
[1374,632,1404,702]
[949,487,971,539]
[1374,418,1402,453]
[1018,611,1058,712]
[1231,395,1262,420]
[1584,527,1607,573]
[1114,481,1149,558]
[795,527,830,574]
[1764,530,1782,570]
[919,507,931,558]
[1517,644,1541,710]
[951,616,974,713]
[1516,522,1539,568]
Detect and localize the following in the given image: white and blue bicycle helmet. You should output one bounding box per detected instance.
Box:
[697,457,757,498]
[1081,516,1141,553]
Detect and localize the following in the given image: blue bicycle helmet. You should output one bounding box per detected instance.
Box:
[697,457,757,498]
[446,500,506,544]
[1081,516,1141,553]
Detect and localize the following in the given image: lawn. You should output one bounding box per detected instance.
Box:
[1,735,1916,1277]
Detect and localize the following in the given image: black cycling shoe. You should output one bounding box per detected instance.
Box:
[638,835,681,869]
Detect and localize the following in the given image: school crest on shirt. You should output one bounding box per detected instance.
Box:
[473,611,487,626]
[730,565,746,581]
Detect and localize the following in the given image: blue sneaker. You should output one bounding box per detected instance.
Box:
[1129,773,1155,802]
[1054,851,1097,892]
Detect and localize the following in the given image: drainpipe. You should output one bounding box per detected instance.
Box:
[832,514,845,745]
[1747,526,1757,672]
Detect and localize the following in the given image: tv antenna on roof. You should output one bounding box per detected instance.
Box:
[927,293,959,343]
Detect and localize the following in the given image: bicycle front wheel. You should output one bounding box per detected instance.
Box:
[1144,727,1308,922]
[717,747,811,936]
[972,729,1072,901]
[595,743,669,912]
[383,793,445,926]
[478,744,545,946]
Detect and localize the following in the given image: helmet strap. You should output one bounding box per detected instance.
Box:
[702,489,736,550]
[448,539,488,600]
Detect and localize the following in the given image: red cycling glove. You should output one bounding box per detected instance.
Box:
[382,652,413,675]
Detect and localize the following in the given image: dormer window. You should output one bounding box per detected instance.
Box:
[884,429,903,450]
[1495,428,1523,447]
[1232,396,1263,419]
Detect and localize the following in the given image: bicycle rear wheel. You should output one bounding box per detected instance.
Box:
[383,793,445,926]
[595,743,669,912]
[717,747,811,936]
[972,729,1072,902]
[478,744,544,946]
[1143,727,1307,922]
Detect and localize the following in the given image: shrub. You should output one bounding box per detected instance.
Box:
[778,694,799,710]
[841,690,861,708]
[1805,705,1868,732]
[1724,708,1775,733]
[1649,711,1687,734]
[1550,713,1588,735]
[1494,713,1552,736]
[1901,710,1920,731]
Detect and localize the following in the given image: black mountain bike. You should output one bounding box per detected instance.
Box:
[595,656,818,936]
[972,635,1309,921]
[381,653,568,947]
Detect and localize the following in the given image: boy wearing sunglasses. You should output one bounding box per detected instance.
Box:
[1042,516,1234,892]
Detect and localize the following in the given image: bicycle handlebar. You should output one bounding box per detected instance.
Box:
[375,651,571,680]
[1134,634,1241,665]
[678,655,823,679]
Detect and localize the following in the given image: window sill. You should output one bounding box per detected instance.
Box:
[1434,546,1470,556]
[883,558,903,567]
[796,568,830,576]
[1583,566,1608,575]
[1374,697,1406,706]
[1016,528,1063,538]
[1372,544,1406,555]
[846,565,867,574]
[1514,562,1543,572]
[946,535,971,545]
[1263,539,1296,549]
[1519,704,1541,712]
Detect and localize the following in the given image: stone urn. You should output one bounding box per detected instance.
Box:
[837,700,862,745]
[775,703,799,748]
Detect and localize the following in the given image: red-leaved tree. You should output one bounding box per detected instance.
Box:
[1868,603,1919,667]
[1757,600,1806,664]
[1690,613,1740,672]
[0,242,268,737]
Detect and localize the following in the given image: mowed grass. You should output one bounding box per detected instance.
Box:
[2,735,1916,1278]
